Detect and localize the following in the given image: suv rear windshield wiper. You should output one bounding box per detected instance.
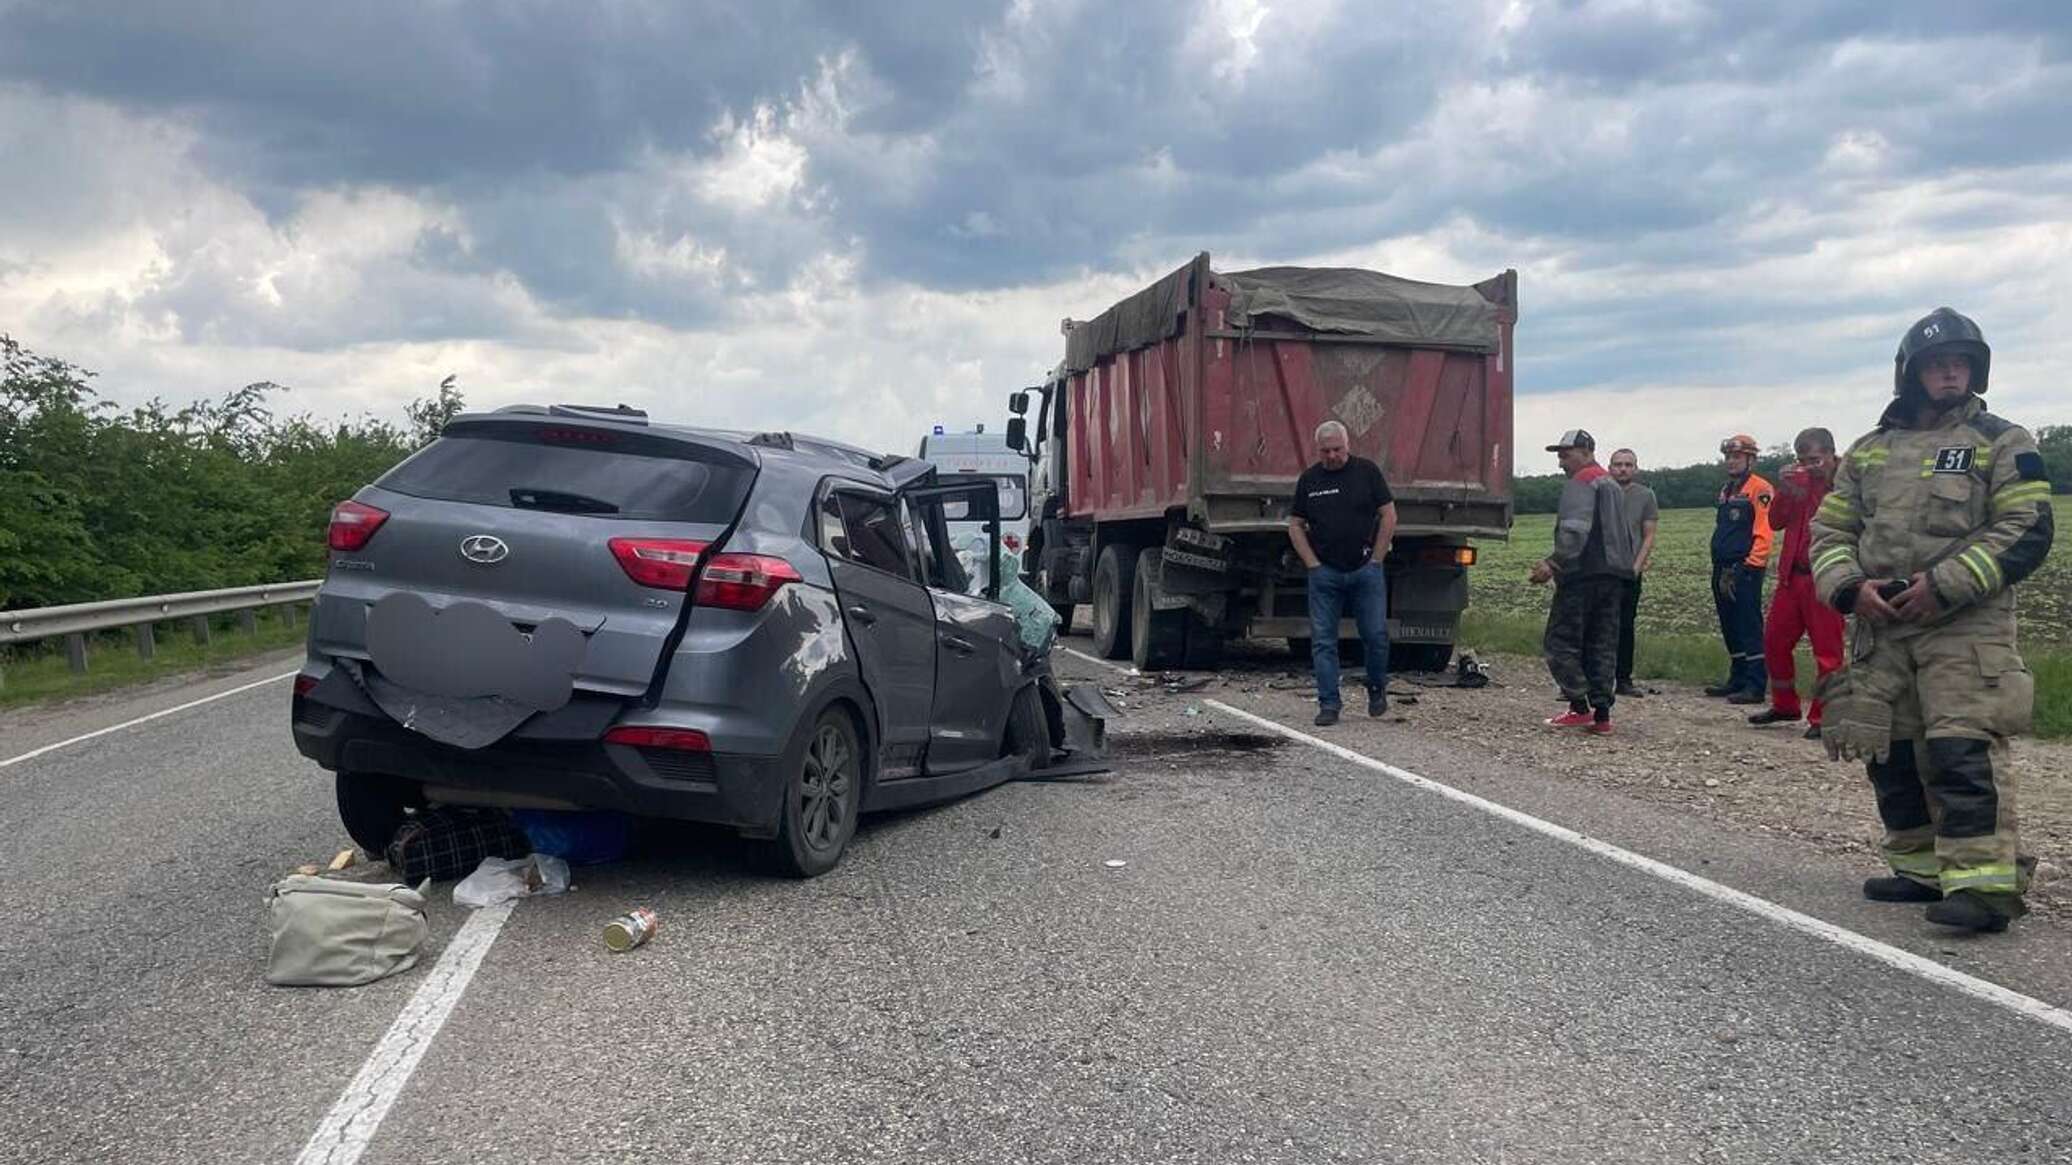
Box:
[509,487,620,514]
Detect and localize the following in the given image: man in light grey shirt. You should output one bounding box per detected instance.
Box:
[1608,448,1659,698]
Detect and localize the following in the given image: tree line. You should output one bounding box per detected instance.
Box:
[1513,428,2072,515]
[0,336,462,611]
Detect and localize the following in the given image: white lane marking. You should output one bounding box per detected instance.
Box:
[1205,698,2072,1038]
[1061,646,1117,671]
[295,901,518,1165]
[0,670,298,768]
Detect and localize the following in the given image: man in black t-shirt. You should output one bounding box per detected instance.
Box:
[1289,420,1397,726]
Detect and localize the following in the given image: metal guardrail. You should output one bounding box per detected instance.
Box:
[0,580,321,688]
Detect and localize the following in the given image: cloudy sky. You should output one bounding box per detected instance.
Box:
[4,0,2070,470]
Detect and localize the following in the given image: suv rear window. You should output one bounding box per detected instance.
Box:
[378,430,753,521]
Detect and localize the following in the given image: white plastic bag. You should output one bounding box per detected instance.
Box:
[453,854,572,908]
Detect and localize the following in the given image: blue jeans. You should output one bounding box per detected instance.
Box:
[1307,562,1389,710]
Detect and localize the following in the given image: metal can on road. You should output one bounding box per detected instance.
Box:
[603,907,659,953]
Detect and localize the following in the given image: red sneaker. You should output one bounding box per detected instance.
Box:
[1544,711,1592,728]
[1587,719,1614,736]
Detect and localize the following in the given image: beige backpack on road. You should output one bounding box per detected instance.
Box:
[265,874,429,987]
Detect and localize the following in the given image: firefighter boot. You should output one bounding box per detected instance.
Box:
[1925,890,2021,933]
[1862,876,1942,903]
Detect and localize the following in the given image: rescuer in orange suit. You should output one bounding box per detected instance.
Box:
[1707,434,1775,703]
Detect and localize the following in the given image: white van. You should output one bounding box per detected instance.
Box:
[916,426,1031,560]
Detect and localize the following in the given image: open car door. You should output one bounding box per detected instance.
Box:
[902,480,1023,774]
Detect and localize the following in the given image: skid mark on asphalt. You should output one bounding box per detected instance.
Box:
[1059,645,2072,1037]
[294,900,517,1165]
[0,670,297,768]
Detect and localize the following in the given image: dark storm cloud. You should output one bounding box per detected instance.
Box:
[0,0,992,186]
[4,0,2071,397]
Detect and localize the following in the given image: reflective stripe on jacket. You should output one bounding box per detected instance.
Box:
[1712,473,1775,568]
[1811,395,2056,616]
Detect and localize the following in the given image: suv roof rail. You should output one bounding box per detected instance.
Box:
[549,403,649,424]
[751,430,910,474]
[493,403,552,415]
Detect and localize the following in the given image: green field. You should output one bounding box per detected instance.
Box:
[1463,507,2071,738]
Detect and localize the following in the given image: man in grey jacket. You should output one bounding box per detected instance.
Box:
[1529,430,1637,734]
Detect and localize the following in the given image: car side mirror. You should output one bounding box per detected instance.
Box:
[1008,391,1029,416]
[1005,416,1028,452]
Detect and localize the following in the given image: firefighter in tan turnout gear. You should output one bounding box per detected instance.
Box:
[1811,308,2054,933]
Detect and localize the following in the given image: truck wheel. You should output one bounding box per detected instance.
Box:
[1091,545,1136,659]
[1130,547,1188,670]
[1392,643,1454,673]
[336,772,422,855]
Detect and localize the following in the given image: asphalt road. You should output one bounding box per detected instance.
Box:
[4,641,2071,1164]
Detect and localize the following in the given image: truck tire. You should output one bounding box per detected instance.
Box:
[1130,547,1188,670]
[1392,643,1454,673]
[1091,545,1136,659]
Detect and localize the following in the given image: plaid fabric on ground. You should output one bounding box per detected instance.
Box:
[384,807,531,882]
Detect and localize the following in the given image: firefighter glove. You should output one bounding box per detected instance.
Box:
[1815,668,1892,764]
[1716,566,1738,601]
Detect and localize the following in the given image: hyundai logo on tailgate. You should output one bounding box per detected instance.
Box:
[459,534,510,564]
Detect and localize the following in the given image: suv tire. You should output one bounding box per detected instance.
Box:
[1004,685,1051,770]
[765,708,863,878]
[336,772,422,854]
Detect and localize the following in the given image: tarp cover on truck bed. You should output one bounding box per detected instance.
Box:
[1063,257,1501,373]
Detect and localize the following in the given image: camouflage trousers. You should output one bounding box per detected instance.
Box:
[1853,602,2036,900]
[1544,575,1622,713]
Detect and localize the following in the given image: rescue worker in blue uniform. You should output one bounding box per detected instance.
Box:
[1707,434,1774,703]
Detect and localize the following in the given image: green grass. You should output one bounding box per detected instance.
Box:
[1467,508,2071,738]
[0,611,306,709]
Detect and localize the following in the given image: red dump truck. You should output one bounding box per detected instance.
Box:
[1005,253,1517,671]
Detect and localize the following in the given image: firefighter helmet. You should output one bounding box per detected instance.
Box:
[1894,307,1990,395]
[1719,433,1760,457]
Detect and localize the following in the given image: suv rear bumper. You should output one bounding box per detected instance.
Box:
[292,692,788,837]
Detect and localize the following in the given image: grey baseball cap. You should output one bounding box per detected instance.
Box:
[1544,428,1596,452]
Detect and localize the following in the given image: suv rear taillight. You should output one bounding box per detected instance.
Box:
[328,500,390,551]
[604,726,711,751]
[695,554,801,612]
[610,538,710,589]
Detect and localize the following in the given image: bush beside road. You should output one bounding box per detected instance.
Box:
[1465,508,2071,738]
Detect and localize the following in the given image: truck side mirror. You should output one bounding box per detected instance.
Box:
[1008,391,1029,416]
[1006,416,1028,452]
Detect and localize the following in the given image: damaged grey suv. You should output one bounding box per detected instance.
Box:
[291,404,1104,877]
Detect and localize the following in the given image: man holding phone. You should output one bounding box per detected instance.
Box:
[1811,308,2055,933]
